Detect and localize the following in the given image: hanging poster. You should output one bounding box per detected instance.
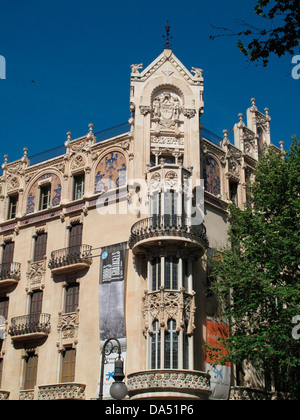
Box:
[205,319,231,400]
[98,242,127,399]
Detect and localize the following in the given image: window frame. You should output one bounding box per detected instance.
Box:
[60,347,76,383]
[39,184,51,211]
[7,194,18,220]
[73,173,85,201]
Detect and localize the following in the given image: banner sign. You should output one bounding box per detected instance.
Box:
[0,315,5,340]
[205,319,231,400]
[98,242,127,399]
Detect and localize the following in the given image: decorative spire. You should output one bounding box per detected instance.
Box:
[163,20,173,50]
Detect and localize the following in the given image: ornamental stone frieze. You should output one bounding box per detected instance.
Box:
[142,287,196,336]
[26,258,47,293]
[38,383,86,400]
[57,309,80,350]
[0,390,10,400]
[127,370,211,400]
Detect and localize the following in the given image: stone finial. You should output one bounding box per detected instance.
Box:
[2,154,8,172]
[222,129,229,146]
[250,97,257,111]
[279,141,284,152]
[88,123,94,134]
[264,107,271,122]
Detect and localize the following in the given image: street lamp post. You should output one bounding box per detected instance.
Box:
[99,337,127,400]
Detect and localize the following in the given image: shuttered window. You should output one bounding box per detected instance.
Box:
[2,242,14,266]
[0,297,9,320]
[23,353,38,390]
[69,224,83,249]
[30,290,43,316]
[0,358,3,388]
[65,283,79,313]
[33,232,47,262]
[1,242,14,276]
[61,348,76,383]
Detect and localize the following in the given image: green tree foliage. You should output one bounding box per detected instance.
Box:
[210,137,300,397]
[210,0,300,66]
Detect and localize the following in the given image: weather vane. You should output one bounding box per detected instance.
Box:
[163,20,173,49]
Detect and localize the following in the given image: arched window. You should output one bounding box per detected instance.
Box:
[164,320,178,369]
[94,152,126,194]
[26,173,62,215]
[203,157,221,196]
[150,320,161,369]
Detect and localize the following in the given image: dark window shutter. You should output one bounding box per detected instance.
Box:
[65,283,79,313]
[0,297,9,320]
[2,242,15,265]
[61,348,76,383]
[30,290,43,316]
[23,353,38,390]
[34,233,47,262]
[69,224,83,249]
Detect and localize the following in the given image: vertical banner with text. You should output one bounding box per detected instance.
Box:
[98,242,127,399]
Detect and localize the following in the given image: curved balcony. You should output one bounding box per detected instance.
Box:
[127,370,211,400]
[48,244,92,275]
[0,262,21,289]
[8,313,51,341]
[129,215,209,254]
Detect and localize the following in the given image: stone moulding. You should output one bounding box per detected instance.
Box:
[127,370,211,400]
[38,383,86,400]
[0,390,10,400]
[142,287,196,336]
[229,386,292,401]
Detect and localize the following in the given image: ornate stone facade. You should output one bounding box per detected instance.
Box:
[0,47,280,400]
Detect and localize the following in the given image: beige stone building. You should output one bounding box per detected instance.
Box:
[0,47,276,400]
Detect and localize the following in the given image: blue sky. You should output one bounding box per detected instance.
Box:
[0,0,299,164]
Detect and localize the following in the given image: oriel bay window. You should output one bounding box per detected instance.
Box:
[149,319,191,371]
[150,254,191,292]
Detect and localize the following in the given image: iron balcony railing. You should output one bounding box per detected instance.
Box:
[129,215,209,249]
[48,244,93,270]
[8,313,51,337]
[0,262,21,281]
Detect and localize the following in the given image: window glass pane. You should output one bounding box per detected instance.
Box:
[151,257,161,291]
[164,320,178,369]
[151,321,160,370]
[8,196,18,220]
[40,185,51,210]
[74,174,85,200]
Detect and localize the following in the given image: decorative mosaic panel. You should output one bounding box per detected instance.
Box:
[203,157,221,196]
[26,173,62,214]
[94,152,126,194]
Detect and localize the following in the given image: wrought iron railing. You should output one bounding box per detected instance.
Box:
[129,215,209,248]
[8,313,51,337]
[48,244,92,270]
[0,262,21,280]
